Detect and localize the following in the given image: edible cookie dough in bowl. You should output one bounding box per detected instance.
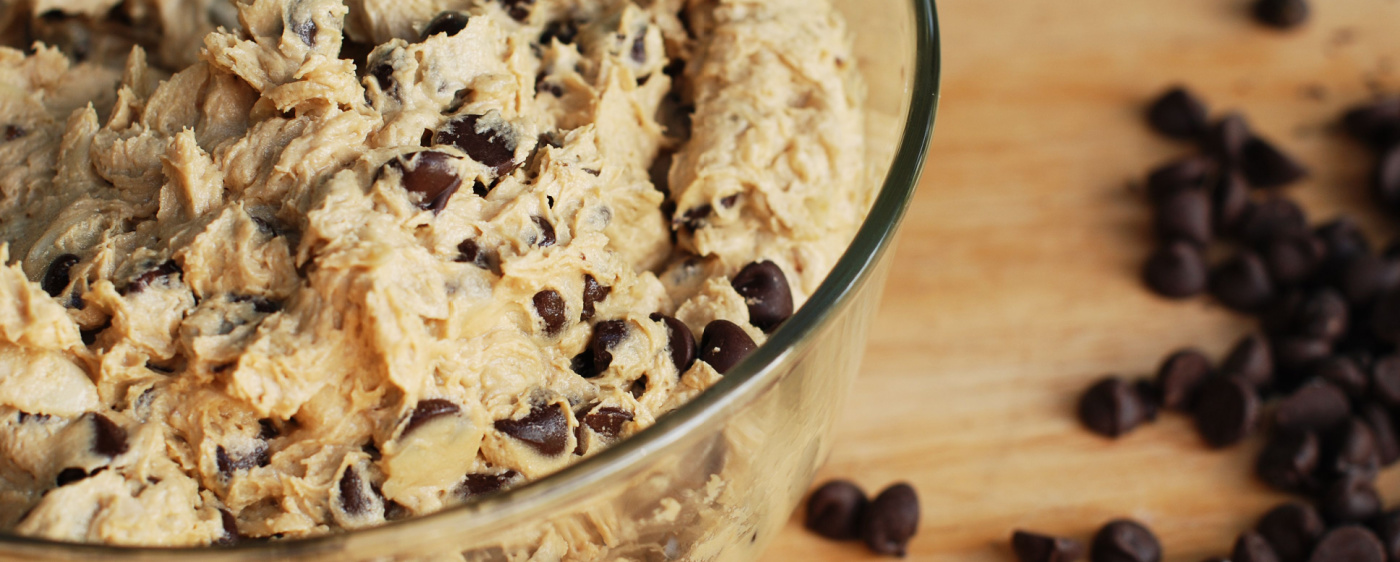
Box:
[0,0,937,558]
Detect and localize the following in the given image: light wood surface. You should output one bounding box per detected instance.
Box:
[765,1,1400,560]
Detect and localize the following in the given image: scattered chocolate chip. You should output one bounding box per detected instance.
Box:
[403,399,460,435]
[649,313,697,374]
[1155,188,1213,245]
[861,483,919,557]
[457,470,517,498]
[42,254,79,298]
[1358,403,1400,465]
[1147,87,1210,139]
[805,480,868,541]
[456,239,502,276]
[1214,171,1251,233]
[494,403,568,456]
[1079,376,1151,438]
[698,320,758,375]
[434,115,517,174]
[1370,355,1400,406]
[531,216,556,247]
[1343,98,1400,148]
[214,509,241,546]
[1272,335,1332,379]
[124,260,181,295]
[1143,242,1209,298]
[1262,235,1324,287]
[1372,510,1400,562]
[1253,0,1310,29]
[1012,530,1084,562]
[90,413,128,457]
[55,467,88,486]
[581,275,612,321]
[1339,255,1400,307]
[420,11,468,40]
[1242,137,1308,189]
[1256,502,1325,562]
[1206,114,1253,165]
[380,151,462,213]
[1294,289,1349,341]
[1234,531,1282,562]
[533,290,567,336]
[1377,146,1400,210]
[1321,418,1380,479]
[1133,379,1161,422]
[1147,155,1216,202]
[1211,251,1276,311]
[1257,428,1321,493]
[1275,380,1351,432]
[338,466,371,516]
[1224,332,1275,388]
[1316,217,1372,268]
[1194,376,1260,448]
[731,261,794,333]
[1156,349,1213,410]
[582,407,632,438]
[1235,197,1307,245]
[1091,519,1161,562]
[1312,356,1368,399]
[1318,473,1382,525]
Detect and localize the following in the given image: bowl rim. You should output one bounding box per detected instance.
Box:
[0,0,941,557]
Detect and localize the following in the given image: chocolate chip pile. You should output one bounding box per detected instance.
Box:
[1032,89,1400,562]
[803,480,920,557]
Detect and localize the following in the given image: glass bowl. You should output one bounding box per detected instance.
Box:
[0,0,939,559]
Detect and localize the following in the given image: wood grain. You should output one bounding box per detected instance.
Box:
[764,1,1400,560]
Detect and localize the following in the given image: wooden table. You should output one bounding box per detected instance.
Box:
[764,1,1400,560]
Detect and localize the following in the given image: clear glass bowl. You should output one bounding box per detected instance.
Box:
[0,0,939,559]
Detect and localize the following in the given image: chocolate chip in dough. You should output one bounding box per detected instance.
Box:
[1256,429,1320,493]
[1242,138,1308,188]
[215,443,271,476]
[699,320,758,375]
[1253,0,1310,29]
[540,19,578,45]
[457,470,518,498]
[1318,473,1382,525]
[1275,380,1350,432]
[369,62,395,95]
[1143,242,1208,298]
[494,403,568,456]
[532,290,567,336]
[124,260,181,295]
[1234,531,1282,562]
[403,399,460,435]
[214,509,241,546]
[1156,349,1213,410]
[1211,251,1276,312]
[1079,376,1151,438]
[531,216,556,247]
[55,467,88,487]
[456,239,502,276]
[586,320,628,374]
[1256,502,1325,562]
[650,313,697,374]
[291,17,317,46]
[582,407,633,438]
[42,254,79,298]
[860,483,919,557]
[1091,519,1161,562]
[731,261,794,333]
[500,0,532,21]
[3,125,25,141]
[1155,188,1213,246]
[434,114,518,174]
[90,413,128,457]
[581,275,611,321]
[1012,530,1084,562]
[1343,97,1400,148]
[420,11,468,40]
[1206,113,1253,165]
[1147,87,1210,139]
[805,480,868,541]
[1194,376,1260,448]
[381,151,462,213]
[679,204,713,231]
[337,466,372,516]
[1376,146,1400,210]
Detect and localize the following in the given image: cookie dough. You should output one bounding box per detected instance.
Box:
[0,0,867,546]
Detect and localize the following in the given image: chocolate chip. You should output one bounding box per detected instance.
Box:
[1194,376,1260,447]
[1257,428,1321,493]
[628,376,647,399]
[369,62,395,94]
[650,313,697,374]
[1079,376,1151,438]
[805,480,867,541]
[216,443,271,476]
[1236,197,1307,246]
[1371,511,1400,562]
[1214,171,1251,233]
[292,17,317,46]
[457,470,517,498]
[381,151,462,213]
[1156,349,1213,410]
[540,19,578,45]
[258,419,279,440]
[698,320,758,375]
[456,239,502,276]
[1147,87,1210,139]
[1091,519,1161,562]
[3,125,25,141]
[1256,502,1325,562]
[500,0,531,21]
[680,204,713,231]
[214,509,241,546]
[582,407,632,438]
[1224,333,1275,389]
[494,403,568,456]
[581,275,611,321]
[1242,137,1308,188]
[1234,531,1282,562]
[531,216,556,247]
[1370,355,1400,406]
[1276,380,1351,432]
[731,261,794,333]
[1212,251,1276,311]
[1339,255,1400,307]
[1321,418,1380,480]
[1342,97,1400,149]
[434,115,517,174]
[1253,0,1310,29]
[630,34,647,64]
[1133,379,1160,422]
[1316,217,1372,268]
[533,290,567,336]
[338,466,371,516]
[1012,530,1084,562]
[1296,289,1349,341]
[860,483,919,557]
[1155,188,1213,246]
[1262,235,1324,287]
[420,11,468,40]
[1359,403,1400,465]
[42,254,79,298]
[1206,113,1253,165]
[1313,356,1368,399]
[124,260,181,295]
[1318,473,1382,525]
[1147,155,1216,202]
[90,413,128,457]
[403,399,460,435]
[1376,146,1400,210]
[1143,242,1208,298]
[581,320,627,375]
[1273,336,1332,380]
[55,467,88,486]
